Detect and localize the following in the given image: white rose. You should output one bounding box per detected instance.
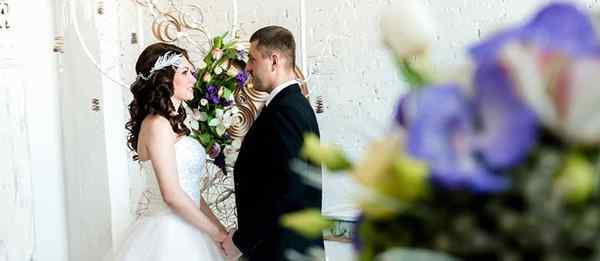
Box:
[228,106,239,115]
[226,66,240,77]
[222,111,234,128]
[200,99,208,106]
[381,0,435,58]
[220,60,230,70]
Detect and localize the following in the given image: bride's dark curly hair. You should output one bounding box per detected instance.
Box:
[126,43,191,160]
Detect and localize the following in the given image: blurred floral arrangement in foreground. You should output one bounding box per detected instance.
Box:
[285,2,600,261]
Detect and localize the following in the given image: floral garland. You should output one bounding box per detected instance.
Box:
[187,33,249,174]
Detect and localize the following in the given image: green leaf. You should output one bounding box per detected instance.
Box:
[199,132,213,146]
[301,133,352,171]
[280,209,333,238]
[399,58,430,89]
[213,36,224,49]
[203,53,214,65]
[223,88,233,100]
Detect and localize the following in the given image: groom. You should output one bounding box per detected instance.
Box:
[222,25,323,260]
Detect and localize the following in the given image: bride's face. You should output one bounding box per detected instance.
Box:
[172,58,197,102]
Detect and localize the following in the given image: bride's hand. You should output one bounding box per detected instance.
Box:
[212,229,228,243]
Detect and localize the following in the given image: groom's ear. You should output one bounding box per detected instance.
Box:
[270,52,280,71]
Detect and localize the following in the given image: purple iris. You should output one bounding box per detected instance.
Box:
[236,49,248,61]
[470,3,600,63]
[395,81,537,193]
[394,3,600,193]
[235,71,249,87]
[214,152,227,174]
[205,84,220,104]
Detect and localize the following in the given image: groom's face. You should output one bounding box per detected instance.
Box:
[246,41,273,92]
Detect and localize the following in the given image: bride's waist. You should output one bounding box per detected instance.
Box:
[136,190,200,217]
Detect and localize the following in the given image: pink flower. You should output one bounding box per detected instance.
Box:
[212,48,223,60]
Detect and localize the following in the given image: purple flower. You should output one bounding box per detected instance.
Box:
[222,133,232,141]
[469,2,600,144]
[236,49,249,62]
[205,84,220,104]
[214,152,227,174]
[472,62,538,169]
[471,3,600,64]
[235,71,249,88]
[207,143,221,159]
[395,83,537,193]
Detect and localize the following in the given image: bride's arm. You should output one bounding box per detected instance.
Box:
[145,116,227,242]
[199,197,226,231]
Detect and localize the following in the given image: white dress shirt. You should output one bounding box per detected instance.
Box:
[265,79,298,107]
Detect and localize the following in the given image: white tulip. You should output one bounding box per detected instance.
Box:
[380,0,436,58]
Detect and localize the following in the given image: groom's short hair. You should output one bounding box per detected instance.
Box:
[250,25,296,69]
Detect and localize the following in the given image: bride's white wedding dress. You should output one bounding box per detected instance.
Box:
[113,136,225,261]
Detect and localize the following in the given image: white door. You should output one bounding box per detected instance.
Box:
[0,0,34,260]
[57,0,129,260]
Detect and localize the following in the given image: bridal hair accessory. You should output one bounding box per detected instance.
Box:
[137,51,184,80]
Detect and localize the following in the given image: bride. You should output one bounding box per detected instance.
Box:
[115,42,228,260]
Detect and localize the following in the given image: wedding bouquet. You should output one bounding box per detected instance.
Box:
[296,2,600,260]
[187,33,249,173]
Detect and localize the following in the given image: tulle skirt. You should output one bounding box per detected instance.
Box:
[109,212,226,261]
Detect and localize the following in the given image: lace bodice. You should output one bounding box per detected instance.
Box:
[137,136,206,216]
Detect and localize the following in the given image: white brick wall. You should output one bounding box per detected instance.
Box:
[16,1,600,260]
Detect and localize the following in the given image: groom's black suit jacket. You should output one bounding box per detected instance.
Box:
[233,84,323,261]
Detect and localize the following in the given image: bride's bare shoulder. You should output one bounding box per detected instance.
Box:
[140,115,176,142]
